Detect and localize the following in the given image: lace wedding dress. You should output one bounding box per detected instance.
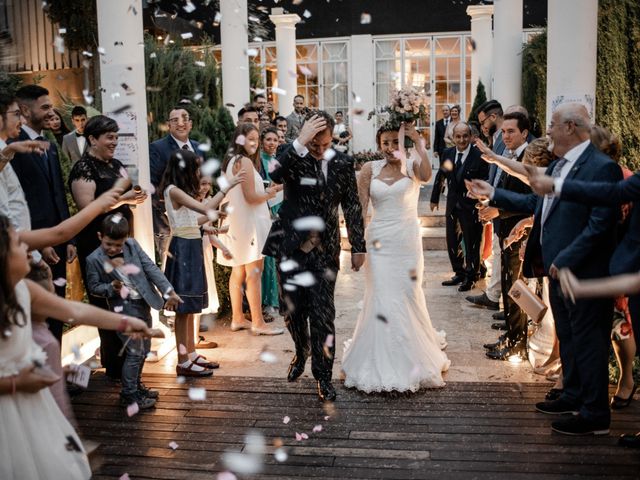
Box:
[342,156,450,393]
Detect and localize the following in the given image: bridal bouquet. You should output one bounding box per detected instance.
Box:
[368,86,429,128]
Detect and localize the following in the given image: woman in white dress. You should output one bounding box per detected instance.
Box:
[342,122,450,393]
[217,124,284,335]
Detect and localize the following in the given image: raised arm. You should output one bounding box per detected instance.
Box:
[405,123,432,182]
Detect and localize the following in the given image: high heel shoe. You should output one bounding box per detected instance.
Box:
[611,384,637,410]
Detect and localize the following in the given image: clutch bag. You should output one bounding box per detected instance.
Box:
[508,279,548,324]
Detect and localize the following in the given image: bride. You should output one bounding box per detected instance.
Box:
[342,121,450,393]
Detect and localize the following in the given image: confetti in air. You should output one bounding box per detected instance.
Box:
[312,425,323,433]
[303,9,312,18]
[168,441,179,450]
[183,0,196,12]
[235,135,246,146]
[282,416,290,424]
[288,271,316,287]
[217,175,230,192]
[274,448,288,462]
[292,216,325,231]
[299,65,313,76]
[178,344,188,355]
[181,32,194,40]
[360,13,372,24]
[323,148,336,161]
[217,472,237,480]
[126,402,139,417]
[53,278,67,287]
[272,87,287,96]
[259,348,277,364]
[119,264,140,276]
[246,48,259,57]
[188,387,207,401]
[279,259,299,272]
[372,240,382,250]
[300,177,318,186]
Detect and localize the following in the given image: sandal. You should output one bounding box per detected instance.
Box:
[197,336,218,349]
[192,354,220,369]
[175,361,213,377]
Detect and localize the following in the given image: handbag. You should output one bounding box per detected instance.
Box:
[508,278,548,324]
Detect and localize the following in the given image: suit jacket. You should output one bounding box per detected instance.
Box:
[430,145,489,215]
[10,127,70,230]
[560,172,640,275]
[85,238,173,311]
[494,150,532,240]
[491,143,622,278]
[285,112,305,143]
[149,135,201,188]
[487,131,506,185]
[432,118,448,158]
[262,143,366,270]
[61,131,86,164]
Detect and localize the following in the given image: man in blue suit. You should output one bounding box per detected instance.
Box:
[466,103,622,436]
[149,106,200,262]
[11,85,74,342]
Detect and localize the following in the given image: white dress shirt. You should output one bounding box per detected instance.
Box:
[76,133,87,155]
[552,139,592,196]
[171,135,194,152]
[293,139,329,179]
[454,144,471,166]
[0,138,31,231]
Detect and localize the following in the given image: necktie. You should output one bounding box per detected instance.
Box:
[455,152,463,171]
[541,157,569,224]
[75,132,83,138]
[36,136,52,179]
[181,144,190,151]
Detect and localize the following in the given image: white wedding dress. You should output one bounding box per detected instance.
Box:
[342,156,450,393]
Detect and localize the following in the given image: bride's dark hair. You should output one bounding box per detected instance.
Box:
[375,121,399,148]
[0,215,26,338]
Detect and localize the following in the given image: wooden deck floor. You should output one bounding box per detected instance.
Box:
[74,373,640,480]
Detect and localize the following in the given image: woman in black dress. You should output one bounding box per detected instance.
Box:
[68,115,148,378]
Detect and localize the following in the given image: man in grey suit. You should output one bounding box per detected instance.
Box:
[61,105,88,163]
[285,94,307,143]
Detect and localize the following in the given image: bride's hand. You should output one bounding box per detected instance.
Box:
[351,253,365,272]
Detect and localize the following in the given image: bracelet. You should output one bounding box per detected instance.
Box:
[117,316,129,332]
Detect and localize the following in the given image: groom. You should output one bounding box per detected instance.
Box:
[263,111,366,401]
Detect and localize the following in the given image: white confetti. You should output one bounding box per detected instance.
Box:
[292,216,325,231]
[119,474,131,480]
[235,135,246,146]
[279,259,299,272]
[53,278,67,287]
[193,92,204,101]
[246,48,259,57]
[324,334,334,348]
[58,27,66,34]
[195,60,206,67]
[288,271,316,287]
[274,448,288,462]
[114,305,123,313]
[303,9,311,18]
[181,32,194,40]
[102,260,114,274]
[300,177,317,186]
[360,13,372,24]
[217,473,237,480]
[71,344,81,360]
[201,158,221,176]
[97,46,106,55]
[53,36,64,53]
[299,65,313,76]
[217,175,230,192]
[183,0,196,12]
[283,416,290,424]
[168,441,179,450]
[120,285,130,299]
[214,12,222,23]
[188,387,207,401]
[126,402,139,417]
[176,375,186,384]
[150,52,157,59]
[323,148,336,161]
[253,36,263,42]
[178,344,188,355]
[259,350,277,363]
[312,425,323,433]
[119,264,140,276]
[272,87,287,96]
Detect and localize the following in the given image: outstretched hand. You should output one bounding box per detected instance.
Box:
[464,179,494,201]
[558,268,579,303]
[297,115,327,146]
[474,139,496,162]
[526,164,555,196]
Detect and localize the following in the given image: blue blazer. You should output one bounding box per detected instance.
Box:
[85,238,174,311]
[10,128,70,229]
[492,143,621,278]
[560,171,640,275]
[149,135,200,188]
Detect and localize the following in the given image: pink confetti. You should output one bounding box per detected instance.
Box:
[217,472,237,480]
[283,416,290,424]
[119,167,129,179]
[324,415,330,421]
[119,264,141,275]
[235,135,246,146]
[295,432,302,441]
[178,344,188,355]
[119,474,131,480]
[312,425,323,433]
[53,278,67,287]
[299,65,313,76]
[268,159,280,173]
[324,334,334,348]
[126,402,139,417]
[300,433,309,439]
[120,285,130,299]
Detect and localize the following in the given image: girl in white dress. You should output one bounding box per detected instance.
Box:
[342,122,450,393]
[217,124,284,335]
[0,215,159,479]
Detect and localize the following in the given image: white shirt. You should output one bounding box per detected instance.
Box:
[553,139,592,196]
[454,144,471,166]
[21,124,42,140]
[293,139,329,180]
[513,141,529,159]
[75,132,87,155]
[171,135,193,152]
[0,138,31,232]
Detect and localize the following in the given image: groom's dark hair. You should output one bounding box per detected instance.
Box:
[304,109,335,134]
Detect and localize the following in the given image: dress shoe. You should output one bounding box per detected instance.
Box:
[457,280,475,292]
[535,398,579,415]
[492,311,506,321]
[491,322,507,331]
[120,392,156,410]
[545,388,563,401]
[610,384,636,410]
[483,334,506,350]
[551,415,609,436]
[618,432,640,448]
[485,343,526,361]
[287,355,306,382]
[138,383,159,399]
[465,292,499,310]
[442,275,464,286]
[317,379,336,402]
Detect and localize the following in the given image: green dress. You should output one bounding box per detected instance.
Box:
[260,151,281,308]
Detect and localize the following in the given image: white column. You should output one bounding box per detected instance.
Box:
[221,0,250,120]
[269,8,301,117]
[350,34,375,153]
[96,0,153,259]
[546,0,598,122]
[466,4,494,102]
[492,0,523,107]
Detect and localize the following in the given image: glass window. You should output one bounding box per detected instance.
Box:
[374,40,401,124]
[322,42,349,117]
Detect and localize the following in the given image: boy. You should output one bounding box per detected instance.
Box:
[86,214,182,409]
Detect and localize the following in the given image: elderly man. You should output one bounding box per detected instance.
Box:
[466,103,622,436]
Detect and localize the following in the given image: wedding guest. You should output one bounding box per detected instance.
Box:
[62,105,88,164]
[285,94,307,142]
[332,111,352,153]
[259,111,273,132]
[443,104,461,148]
[217,124,283,335]
[253,93,267,113]
[432,104,451,160]
[276,129,286,146]
[259,127,282,316]
[273,115,288,136]
[11,85,74,343]
[431,122,489,291]
[86,215,182,408]
[149,105,201,263]
[161,149,245,376]
[0,214,159,480]
[467,103,622,435]
[48,107,71,147]
[69,114,148,379]
[237,106,260,128]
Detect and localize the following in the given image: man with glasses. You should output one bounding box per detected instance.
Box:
[149,106,200,263]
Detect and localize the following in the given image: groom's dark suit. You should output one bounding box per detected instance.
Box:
[491,142,621,425]
[263,142,366,381]
[431,144,489,281]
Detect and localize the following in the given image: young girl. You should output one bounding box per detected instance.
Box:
[160,150,244,376]
[217,124,283,336]
[0,215,159,479]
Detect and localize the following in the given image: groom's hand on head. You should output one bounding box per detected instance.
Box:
[351,253,365,271]
[297,115,327,146]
